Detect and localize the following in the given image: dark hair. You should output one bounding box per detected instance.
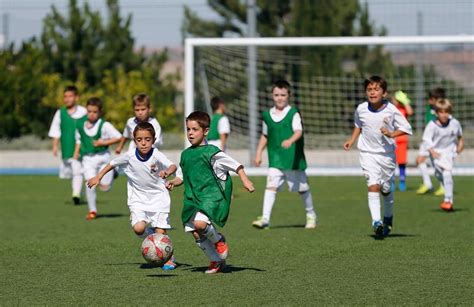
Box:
[186,111,210,129]
[364,75,388,92]
[428,87,446,100]
[133,93,151,108]
[271,79,291,94]
[210,96,224,112]
[64,85,79,95]
[86,97,103,111]
[133,121,156,139]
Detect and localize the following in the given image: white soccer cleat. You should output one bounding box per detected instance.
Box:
[305,214,317,229]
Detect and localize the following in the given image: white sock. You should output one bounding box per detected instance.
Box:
[300,190,316,217]
[368,192,381,223]
[203,224,222,244]
[262,190,277,221]
[383,191,394,218]
[418,162,432,189]
[442,170,453,203]
[72,175,83,197]
[196,238,220,261]
[85,184,97,212]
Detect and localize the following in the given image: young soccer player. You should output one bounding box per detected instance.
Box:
[416,87,447,195]
[87,122,178,270]
[421,99,463,211]
[115,93,163,154]
[73,97,121,220]
[252,80,317,230]
[207,96,230,151]
[391,90,414,191]
[343,76,412,238]
[48,85,87,204]
[166,111,254,274]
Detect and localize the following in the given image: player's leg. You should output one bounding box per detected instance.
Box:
[149,212,176,270]
[395,140,408,192]
[70,159,83,204]
[193,212,227,260]
[440,170,454,211]
[416,145,433,194]
[286,170,317,229]
[83,156,100,220]
[360,152,383,237]
[381,154,396,237]
[252,168,283,229]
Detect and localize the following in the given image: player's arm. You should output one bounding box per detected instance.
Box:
[381,129,409,138]
[52,138,60,156]
[236,165,255,192]
[72,129,81,160]
[457,135,464,154]
[115,137,127,154]
[282,130,302,149]
[48,111,61,156]
[87,163,114,188]
[343,127,361,151]
[165,166,183,190]
[422,124,439,158]
[93,123,122,147]
[254,134,267,166]
[159,164,178,179]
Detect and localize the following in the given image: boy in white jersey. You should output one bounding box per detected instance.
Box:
[48,86,87,205]
[252,80,317,230]
[207,96,230,151]
[344,76,412,239]
[422,99,464,211]
[73,97,121,220]
[115,93,163,154]
[87,122,178,270]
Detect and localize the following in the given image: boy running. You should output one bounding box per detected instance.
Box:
[344,76,412,239]
[166,111,254,274]
[207,96,230,151]
[48,86,87,204]
[422,99,464,211]
[252,80,317,229]
[87,122,178,270]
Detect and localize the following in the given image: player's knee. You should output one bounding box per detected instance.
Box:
[266,187,278,192]
[133,222,146,235]
[193,220,208,233]
[99,184,111,192]
[368,185,380,192]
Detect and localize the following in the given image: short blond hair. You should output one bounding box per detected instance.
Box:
[435,98,453,113]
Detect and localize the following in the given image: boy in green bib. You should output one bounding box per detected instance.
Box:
[253,80,317,229]
[166,111,254,274]
[48,86,87,205]
[207,96,230,151]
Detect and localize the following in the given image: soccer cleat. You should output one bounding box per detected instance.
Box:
[215,234,228,260]
[398,181,406,192]
[252,216,270,229]
[373,221,384,239]
[383,216,393,237]
[416,184,433,195]
[162,256,177,270]
[72,196,80,205]
[205,261,225,274]
[434,186,445,196]
[440,201,453,212]
[305,214,317,229]
[86,211,97,220]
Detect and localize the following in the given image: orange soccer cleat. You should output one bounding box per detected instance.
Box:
[440,202,453,212]
[215,234,228,260]
[86,211,97,220]
[205,261,226,274]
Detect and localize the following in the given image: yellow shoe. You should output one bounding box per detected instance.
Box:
[434,186,445,196]
[416,184,432,195]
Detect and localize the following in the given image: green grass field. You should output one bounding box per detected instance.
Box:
[1,175,473,305]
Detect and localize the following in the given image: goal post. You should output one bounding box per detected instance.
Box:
[185,35,474,175]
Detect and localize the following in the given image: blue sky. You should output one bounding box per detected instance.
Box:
[1,0,472,48]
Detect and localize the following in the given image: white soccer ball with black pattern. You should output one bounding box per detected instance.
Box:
[141,233,173,267]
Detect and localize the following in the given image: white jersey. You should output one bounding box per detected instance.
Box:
[123,117,163,151]
[110,148,175,212]
[75,119,122,144]
[422,118,462,154]
[262,105,303,136]
[48,105,87,138]
[176,150,242,181]
[354,101,412,154]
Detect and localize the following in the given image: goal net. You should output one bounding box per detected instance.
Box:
[185,36,474,175]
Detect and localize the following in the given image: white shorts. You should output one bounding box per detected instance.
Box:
[130,208,171,229]
[59,158,83,179]
[266,168,310,192]
[418,142,430,157]
[430,150,455,172]
[184,211,211,232]
[359,151,395,188]
[82,151,112,181]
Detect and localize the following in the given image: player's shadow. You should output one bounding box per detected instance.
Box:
[369,233,417,240]
[96,213,127,219]
[186,264,265,274]
[139,262,193,270]
[266,224,305,229]
[146,274,178,278]
[430,208,468,213]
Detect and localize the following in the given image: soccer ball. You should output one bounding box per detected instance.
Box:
[141,233,173,267]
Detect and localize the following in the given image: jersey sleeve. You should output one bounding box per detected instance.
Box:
[48,110,61,138]
[102,122,122,139]
[211,152,242,175]
[152,119,163,147]
[422,122,436,149]
[218,116,231,134]
[122,121,130,138]
[110,153,130,167]
[354,108,362,128]
[175,166,183,180]
[393,108,413,135]
[262,121,268,136]
[154,150,175,169]
[292,112,303,131]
